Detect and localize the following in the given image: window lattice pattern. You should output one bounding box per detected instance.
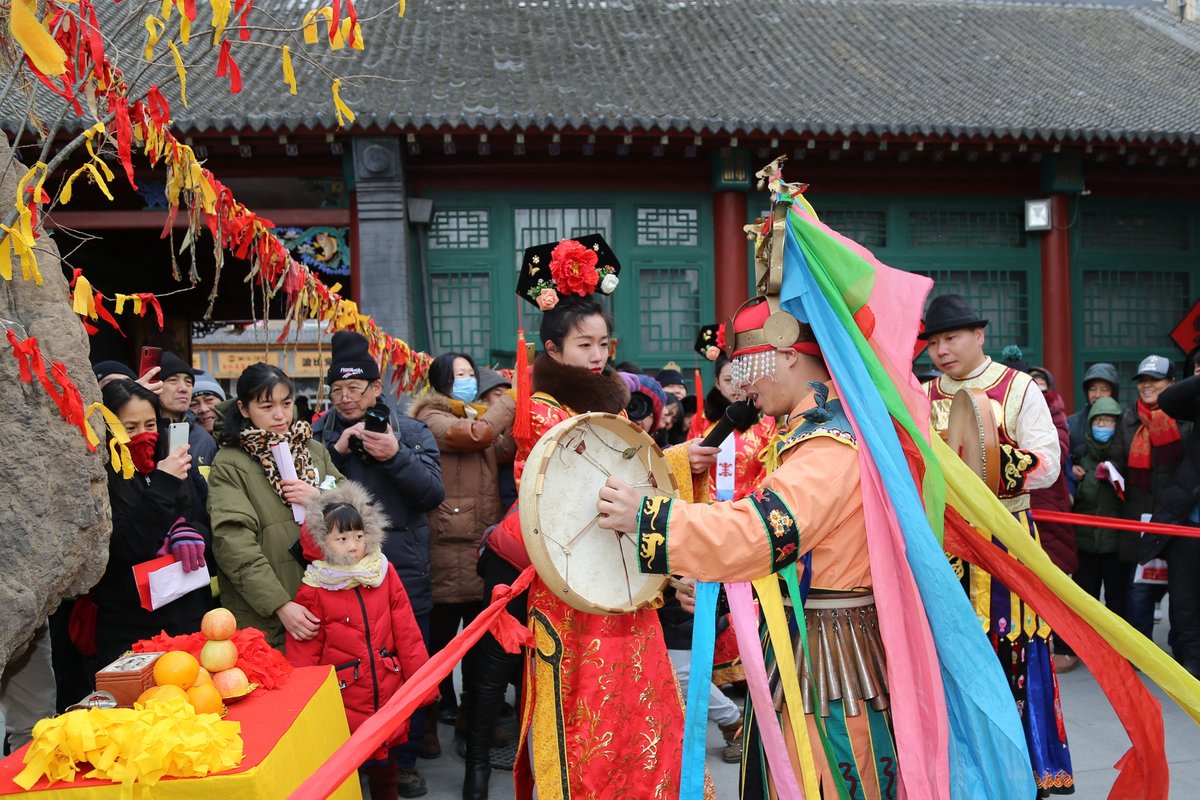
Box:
[820,210,888,248]
[637,267,701,353]
[429,272,492,361]
[1080,270,1190,351]
[636,207,699,247]
[428,210,490,249]
[1081,213,1190,251]
[514,207,614,332]
[915,269,1030,349]
[908,211,1026,248]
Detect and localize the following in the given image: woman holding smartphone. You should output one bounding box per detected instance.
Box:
[207,363,343,650]
[92,380,213,670]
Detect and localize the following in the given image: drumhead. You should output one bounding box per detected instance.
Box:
[946,388,1001,495]
[519,412,675,615]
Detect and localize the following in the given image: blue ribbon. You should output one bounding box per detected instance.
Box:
[679,579,720,798]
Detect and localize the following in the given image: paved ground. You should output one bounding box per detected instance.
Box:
[395,617,1200,799]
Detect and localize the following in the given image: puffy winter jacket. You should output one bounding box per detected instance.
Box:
[1067,363,1121,467]
[286,483,435,755]
[313,400,444,616]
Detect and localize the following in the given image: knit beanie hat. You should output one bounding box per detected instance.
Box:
[92,359,136,382]
[326,330,381,385]
[192,371,226,400]
[159,351,196,380]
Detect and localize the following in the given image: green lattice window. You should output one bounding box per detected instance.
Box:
[1080,270,1191,352]
[1080,213,1190,251]
[820,209,887,248]
[428,210,490,249]
[637,267,701,354]
[909,211,1026,248]
[915,269,1030,351]
[429,272,492,361]
[513,207,614,332]
[636,207,699,247]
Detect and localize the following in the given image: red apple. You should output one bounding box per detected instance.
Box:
[201,608,237,641]
[200,638,238,672]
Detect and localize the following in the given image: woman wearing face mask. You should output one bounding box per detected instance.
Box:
[408,351,515,752]
[92,380,213,670]
[207,363,343,650]
[469,236,708,800]
[1071,397,1131,617]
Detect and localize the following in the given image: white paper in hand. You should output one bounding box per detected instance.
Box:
[148,560,211,610]
[1100,460,1126,493]
[270,441,306,523]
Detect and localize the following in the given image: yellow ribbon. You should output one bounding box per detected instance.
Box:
[167,40,188,107]
[331,78,356,127]
[9,0,67,76]
[85,402,134,479]
[143,15,165,60]
[210,0,231,44]
[281,44,297,94]
[933,434,1200,725]
[752,575,822,799]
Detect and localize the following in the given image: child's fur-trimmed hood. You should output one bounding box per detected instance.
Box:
[303,481,390,559]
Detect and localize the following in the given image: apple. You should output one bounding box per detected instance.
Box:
[201,608,238,641]
[200,638,238,672]
[212,667,250,698]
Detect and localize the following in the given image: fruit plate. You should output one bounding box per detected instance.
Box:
[221,683,259,704]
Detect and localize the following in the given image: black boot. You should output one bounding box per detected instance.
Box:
[462,763,491,800]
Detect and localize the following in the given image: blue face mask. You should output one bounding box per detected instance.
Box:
[1091,426,1115,443]
[451,377,478,403]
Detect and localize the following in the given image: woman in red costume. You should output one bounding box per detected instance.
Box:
[477,235,710,800]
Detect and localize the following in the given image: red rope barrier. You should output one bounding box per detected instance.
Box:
[1030,510,1200,539]
[290,566,536,799]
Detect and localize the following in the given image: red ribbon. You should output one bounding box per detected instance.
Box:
[290,566,536,799]
[944,509,1167,800]
[6,330,93,450]
[216,40,242,94]
[1030,510,1200,539]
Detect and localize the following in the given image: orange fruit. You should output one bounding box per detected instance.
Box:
[136,684,187,706]
[153,651,200,690]
[193,666,213,686]
[186,683,225,715]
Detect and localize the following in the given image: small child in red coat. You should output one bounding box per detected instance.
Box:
[286,481,433,800]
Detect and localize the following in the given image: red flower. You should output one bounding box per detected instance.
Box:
[716,323,727,351]
[549,239,599,297]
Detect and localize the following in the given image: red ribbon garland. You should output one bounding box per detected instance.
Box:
[6,330,94,451]
[944,509,1168,800]
[290,566,536,799]
[1030,510,1200,539]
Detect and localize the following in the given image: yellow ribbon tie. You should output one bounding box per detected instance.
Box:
[210,0,232,44]
[752,576,822,799]
[167,40,188,107]
[281,45,297,94]
[144,15,165,60]
[10,0,68,76]
[331,78,356,127]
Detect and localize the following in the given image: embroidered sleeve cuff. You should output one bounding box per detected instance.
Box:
[636,496,673,574]
[748,488,800,573]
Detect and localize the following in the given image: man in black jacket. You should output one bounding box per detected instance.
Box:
[312,330,444,798]
[1154,375,1200,677]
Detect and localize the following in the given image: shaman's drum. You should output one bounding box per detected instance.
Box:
[946,387,1001,495]
[519,412,675,615]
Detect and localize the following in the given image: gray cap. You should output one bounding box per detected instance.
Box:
[1134,355,1175,382]
[476,367,511,400]
[192,371,226,400]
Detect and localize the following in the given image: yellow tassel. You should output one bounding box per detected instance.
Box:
[10,0,67,76]
[168,41,188,107]
[281,45,297,94]
[72,275,97,319]
[331,79,355,127]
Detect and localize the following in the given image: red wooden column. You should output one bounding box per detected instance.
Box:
[713,191,749,323]
[1041,193,1075,412]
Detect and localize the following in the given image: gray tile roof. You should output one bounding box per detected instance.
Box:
[10,0,1200,143]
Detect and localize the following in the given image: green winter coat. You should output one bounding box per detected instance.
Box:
[1074,399,1126,555]
[207,441,343,648]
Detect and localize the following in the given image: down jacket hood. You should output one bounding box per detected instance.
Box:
[1081,362,1120,401]
[302,481,390,561]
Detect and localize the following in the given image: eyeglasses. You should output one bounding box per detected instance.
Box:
[330,383,371,401]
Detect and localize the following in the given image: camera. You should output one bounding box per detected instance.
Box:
[625,392,654,424]
[350,405,391,458]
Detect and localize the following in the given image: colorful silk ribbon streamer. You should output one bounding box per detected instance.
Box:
[780,206,1037,799]
[679,580,720,799]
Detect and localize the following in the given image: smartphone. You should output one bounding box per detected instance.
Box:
[168,422,189,453]
[139,346,162,377]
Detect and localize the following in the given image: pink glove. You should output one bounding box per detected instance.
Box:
[1095,462,1110,482]
[164,518,207,573]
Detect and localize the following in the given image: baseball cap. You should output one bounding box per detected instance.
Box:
[1133,355,1175,382]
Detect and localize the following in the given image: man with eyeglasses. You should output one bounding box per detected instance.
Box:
[312,330,445,798]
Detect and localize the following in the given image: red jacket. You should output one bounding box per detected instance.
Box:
[286,563,432,752]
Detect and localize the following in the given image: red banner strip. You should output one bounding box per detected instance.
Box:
[290,566,536,799]
[1031,510,1200,539]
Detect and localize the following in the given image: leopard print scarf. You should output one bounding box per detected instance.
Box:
[239,420,319,507]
